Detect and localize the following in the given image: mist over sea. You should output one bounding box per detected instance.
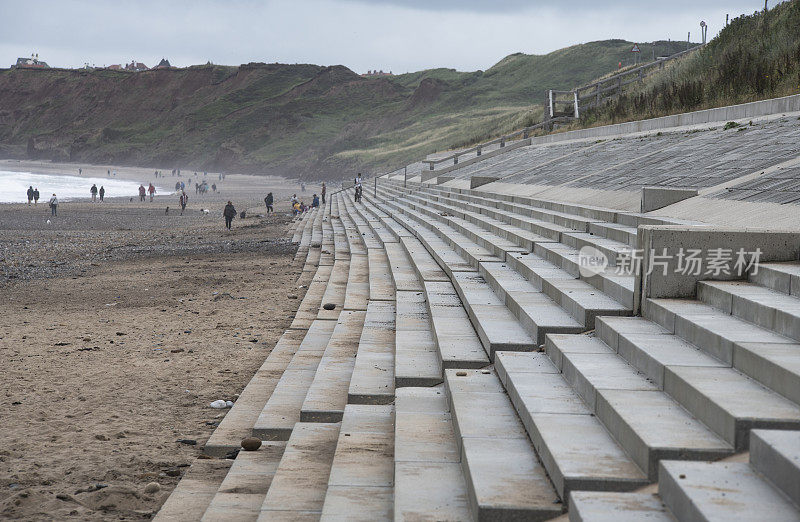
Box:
[0,171,166,203]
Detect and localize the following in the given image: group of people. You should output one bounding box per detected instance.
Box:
[26,186,59,216]
[138,183,157,202]
[90,184,106,202]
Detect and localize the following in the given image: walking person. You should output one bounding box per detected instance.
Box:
[148,183,156,202]
[138,184,146,202]
[264,192,273,214]
[99,186,105,202]
[312,193,319,208]
[223,201,237,230]
[33,188,39,205]
[27,186,34,205]
[179,191,188,215]
[49,194,58,216]
[90,184,98,202]
[321,182,326,204]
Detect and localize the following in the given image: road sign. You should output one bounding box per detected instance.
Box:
[631,44,641,53]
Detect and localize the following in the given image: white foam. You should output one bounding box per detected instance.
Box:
[0,170,166,203]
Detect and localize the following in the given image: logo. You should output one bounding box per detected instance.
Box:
[578,246,609,278]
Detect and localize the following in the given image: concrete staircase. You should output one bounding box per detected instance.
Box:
[155,182,800,521]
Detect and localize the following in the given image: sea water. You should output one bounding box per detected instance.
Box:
[0,170,164,203]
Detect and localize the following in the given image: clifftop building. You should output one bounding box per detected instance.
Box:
[12,54,49,69]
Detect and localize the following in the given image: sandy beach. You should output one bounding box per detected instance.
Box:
[0,161,319,520]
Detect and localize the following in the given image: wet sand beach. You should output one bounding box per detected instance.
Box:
[0,161,321,520]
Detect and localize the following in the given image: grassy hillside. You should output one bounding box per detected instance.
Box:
[576,0,800,127]
[0,39,688,179]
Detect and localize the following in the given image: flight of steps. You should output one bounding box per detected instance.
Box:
[156,181,800,521]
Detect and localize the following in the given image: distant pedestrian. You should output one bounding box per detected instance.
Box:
[223,201,237,230]
[49,194,58,216]
[78,168,82,176]
[179,191,188,215]
[27,186,34,205]
[180,181,185,191]
[107,169,110,177]
[195,182,199,194]
[321,182,326,204]
[264,192,273,213]
[138,184,146,202]
[312,194,319,208]
[99,186,105,202]
[211,183,217,193]
[33,188,39,205]
[148,183,156,201]
[175,181,180,191]
[90,184,98,202]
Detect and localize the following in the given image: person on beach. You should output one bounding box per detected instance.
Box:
[99,186,105,202]
[312,194,319,208]
[107,169,110,177]
[179,191,188,215]
[175,181,180,191]
[321,182,326,204]
[291,194,298,206]
[264,192,273,213]
[27,186,34,205]
[138,184,146,202]
[33,188,39,205]
[223,201,237,230]
[211,183,217,193]
[195,182,199,195]
[90,184,98,202]
[49,194,58,216]
[180,181,185,192]
[78,168,82,176]
[148,183,156,202]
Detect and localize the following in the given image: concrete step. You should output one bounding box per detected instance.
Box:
[545,334,733,480]
[444,368,563,519]
[659,459,800,522]
[646,298,800,405]
[289,264,332,330]
[424,281,490,368]
[494,351,648,499]
[399,235,450,283]
[152,459,233,522]
[450,270,536,355]
[568,491,676,522]
[698,280,800,342]
[587,222,638,248]
[253,320,337,440]
[506,251,630,329]
[393,386,472,521]
[317,259,349,320]
[596,315,800,451]
[200,442,286,522]
[367,247,396,301]
[560,232,634,268]
[749,429,800,506]
[300,310,366,423]
[320,405,394,521]
[480,261,587,346]
[348,300,396,404]
[395,290,443,387]
[342,254,369,311]
[331,217,350,261]
[204,328,307,457]
[750,261,800,296]
[259,422,340,519]
[384,242,424,292]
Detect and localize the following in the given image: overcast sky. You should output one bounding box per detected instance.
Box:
[1,0,765,73]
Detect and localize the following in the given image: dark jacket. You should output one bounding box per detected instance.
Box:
[265,193,273,206]
[223,203,237,218]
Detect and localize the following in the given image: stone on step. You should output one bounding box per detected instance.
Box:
[204,329,305,457]
[658,460,800,522]
[200,442,286,522]
[317,259,349,320]
[749,429,800,506]
[289,264,333,330]
[259,423,340,518]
